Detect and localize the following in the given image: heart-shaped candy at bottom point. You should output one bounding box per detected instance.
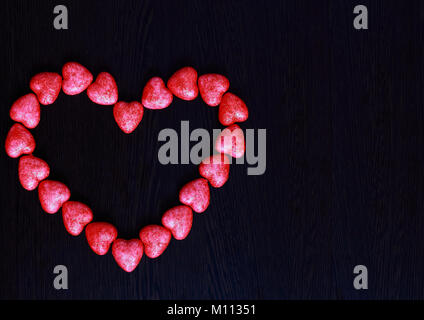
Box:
[5,123,36,158]
[179,178,210,213]
[62,201,93,236]
[161,205,193,240]
[139,225,172,259]
[113,101,144,134]
[199,154,230,188]
[85,222,118,255]
[38,180,71,214]
[18,155,50,191]
[112,239,144,272]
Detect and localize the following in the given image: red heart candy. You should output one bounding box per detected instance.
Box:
[167,67,198,101]
[18,155,50,191]
[112,239,144,272]
[30,72,62,105]
[199,154,230,188]
[161,205,193,240]
[141,77,173,110]
[139,225,172,258]
[218,92,249,126]
[198,74,230,107]
[9,93,40,129]
[38,180,71,214]
[87,72,118,105]
[62,62,93,95]
[5,123,36,158]
[62,201,93,236]
[113,101,144,134]
[215,124,245,158]
[179,178,210,213]
[85,222,118,255]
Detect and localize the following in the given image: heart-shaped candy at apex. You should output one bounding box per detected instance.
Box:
[215,124,245,159]
[5,123,36,158]
[198,74,230,107]
[18,155,50,191]
[62,201,93,236]
[167,66,198,101]
[142,77,173,110]
[139,225,172,258]
[179,178,210,213]
[38,180,71,214]
[87,72,118,105]
[62,62,93,95]
[113,101,144,134]
[9,93,40,129]
[199,154,230,188]
[218,92,249,126]
[85,222,118,255]
[112,239,144,272]
[30,72,62,105]
[161,205,193,240]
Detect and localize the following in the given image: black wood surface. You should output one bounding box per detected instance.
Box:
[0,0,423,299]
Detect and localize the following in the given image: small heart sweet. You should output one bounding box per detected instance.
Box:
[62,201,93,236]
[85,222,118,255]
[5,123,36,158]
[139,225,172,258]
[9,93,40,129]
[113,101,144,134]
[18,155,50,191]
[62,62,93,95]
[218,92,249,126]
[142,77,173,110]
[112,239,144,272]
[199,154,230,188]
[161,205,193,240]
[87,72,118,105]
[179,178,210,213]
[167,67,198,101]
[198,74,230,107]
[30,72,62,105]
[38,180,71,214]
[215,124,245,158]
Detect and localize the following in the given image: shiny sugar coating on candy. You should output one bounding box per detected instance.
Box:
[62,201,93,236]
[113,101,144,134]
[38,180,71,214]
[9,93,40,129]
[167,67,198,101]
[87,72,118,105]
[5,123,36,158]
[142,77,173,110]
[218,92,249,126]
[179,178,210,213]
[139,225,172,258]
[198,74,230,107]
[30,72,62,105]
[215,124,245,158]
[161,205,193,240]
[112,239,144,272]
[85,222,118,255]
[199,154,230,188]
[62,62,93,95]
[18,155,50,191]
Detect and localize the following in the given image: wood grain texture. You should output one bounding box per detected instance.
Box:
[0,0,423,299]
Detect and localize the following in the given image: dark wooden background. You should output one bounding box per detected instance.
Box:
[1,0,423,299]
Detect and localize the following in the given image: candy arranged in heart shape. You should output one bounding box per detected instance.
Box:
[6,62,250,272]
